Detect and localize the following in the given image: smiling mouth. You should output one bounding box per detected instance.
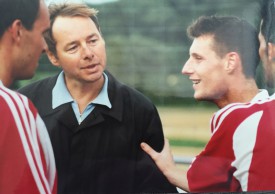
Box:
[192,79,200,85]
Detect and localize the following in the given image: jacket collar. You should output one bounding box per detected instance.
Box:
[39,71,124,129]
[52,71,112,110]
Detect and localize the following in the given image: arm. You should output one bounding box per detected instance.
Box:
[134,104,178,192]
[140,138,189,191]
[0,88,57,194]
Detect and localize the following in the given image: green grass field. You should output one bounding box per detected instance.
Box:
[157,106,218,169]
[157,106,218,158]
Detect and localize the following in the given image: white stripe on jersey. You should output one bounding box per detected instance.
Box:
[232,111,263,191]
[36,111,56,190]
[11,93,47,188]
[211,90,271,134]
[22,94,56,191]
[0,88,49,194]
[212,103,251,134]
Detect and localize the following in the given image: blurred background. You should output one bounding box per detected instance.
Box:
[15,0,264,168]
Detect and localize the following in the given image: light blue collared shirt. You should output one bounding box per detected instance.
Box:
[52,71,112,124]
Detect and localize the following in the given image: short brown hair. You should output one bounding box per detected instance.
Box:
[0,0,40,37]
[44,3,100,57]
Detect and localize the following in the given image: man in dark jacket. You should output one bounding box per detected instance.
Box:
[18,2,177,194]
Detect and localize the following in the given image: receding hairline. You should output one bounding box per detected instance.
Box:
[48,3,100,32]
[51,15,97,31]
[48,3,98,18]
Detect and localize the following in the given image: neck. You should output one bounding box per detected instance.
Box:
[0,48,14,87]
[215,79,259,109]
[0,33,16,87]
[65,75,105,113]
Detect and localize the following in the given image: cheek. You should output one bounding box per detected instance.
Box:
[32,34,44,49]
[97,45,107,59]
[206,69,225,89]
[58,52,80,65]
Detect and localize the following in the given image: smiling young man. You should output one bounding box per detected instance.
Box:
[18,3,177,194]
[141,15,275,192]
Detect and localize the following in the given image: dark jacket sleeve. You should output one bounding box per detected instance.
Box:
[122,86,177,193]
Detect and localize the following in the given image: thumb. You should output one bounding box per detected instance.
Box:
[140,142,159,160]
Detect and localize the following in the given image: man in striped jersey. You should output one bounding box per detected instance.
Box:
[0,0,57,193]
[141,15,275,192]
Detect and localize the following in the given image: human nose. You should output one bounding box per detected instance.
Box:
[181,58,193,75]
[82,44,94,59]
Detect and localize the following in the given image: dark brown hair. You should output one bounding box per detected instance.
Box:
[0,0,40,37]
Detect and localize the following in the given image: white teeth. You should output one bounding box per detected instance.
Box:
[192,80,200,84]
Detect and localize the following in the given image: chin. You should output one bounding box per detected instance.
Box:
[194,95,203,101]
[194,94,212,102]
[87,74,104,83]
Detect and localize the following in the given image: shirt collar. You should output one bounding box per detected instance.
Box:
[250,89,270,103]
[93,73,112,108]
[52,71,111,109]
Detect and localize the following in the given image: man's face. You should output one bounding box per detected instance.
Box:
[16,0,50,80]
[182,35,228,102]
[50,16,107,85]
[258,27,275,87]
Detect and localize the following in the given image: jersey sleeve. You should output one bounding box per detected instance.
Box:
[0,87,57,194]
[187,101,275,192]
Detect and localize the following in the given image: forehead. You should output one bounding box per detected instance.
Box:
[52,16,97,34]
[190,35,216,54]
[52,16,100,46]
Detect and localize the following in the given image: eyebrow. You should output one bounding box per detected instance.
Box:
[65,41,78,48]
[64,32,102,50]
[190,52,203,58]
[66,33,98,45]
[87,33,100,39]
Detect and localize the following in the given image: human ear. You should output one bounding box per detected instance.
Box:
[225,52,239,73]
[9,19,24,43]
[46,50,60,67]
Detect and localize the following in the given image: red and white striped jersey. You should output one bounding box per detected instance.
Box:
[0,82,57,194]
[187,90,275,192]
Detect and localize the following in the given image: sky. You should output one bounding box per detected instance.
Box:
[45,0,118,6]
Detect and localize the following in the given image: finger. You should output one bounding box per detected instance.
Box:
[140,142,158,159]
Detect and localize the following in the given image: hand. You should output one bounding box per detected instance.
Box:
[140,138,189,191]
[140,138,175,176]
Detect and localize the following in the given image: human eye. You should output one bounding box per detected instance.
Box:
[192,54,203,62]
[88,37,98,45]
[66,45,78,53]
[195,55,202,60]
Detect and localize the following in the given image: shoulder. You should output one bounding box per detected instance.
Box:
[106,71,154,107]
[18,75,58,99]
[18,75,58,92]
[0,85,36,117]
[211,100,274,134]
